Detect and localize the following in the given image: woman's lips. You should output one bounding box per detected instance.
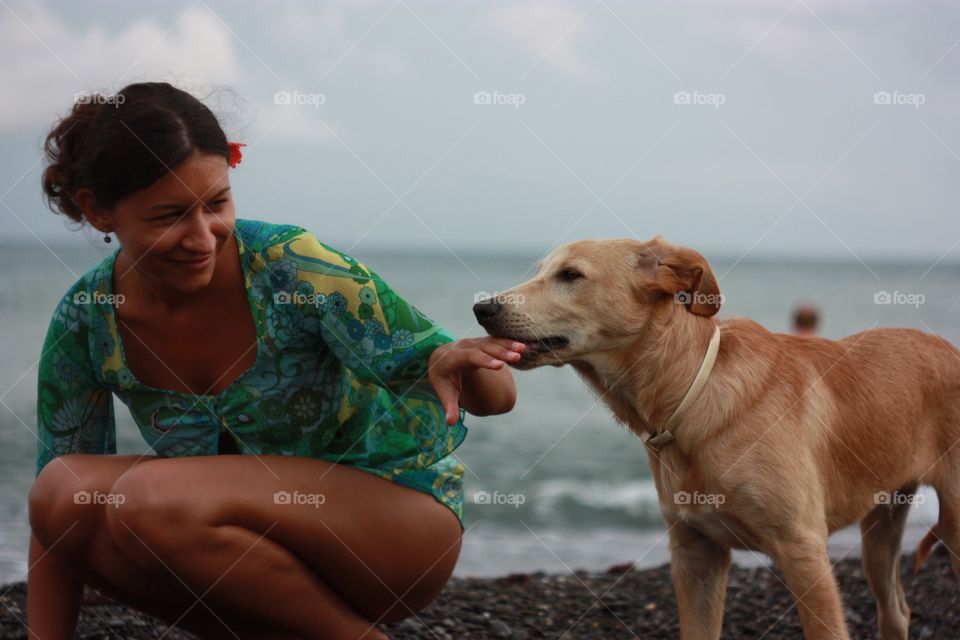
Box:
[170,254,213,270]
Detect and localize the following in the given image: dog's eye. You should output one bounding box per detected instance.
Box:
[557,268,584,282]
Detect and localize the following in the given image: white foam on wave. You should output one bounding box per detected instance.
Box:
[531,478,663,521]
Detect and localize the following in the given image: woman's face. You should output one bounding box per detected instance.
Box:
[109,151,236,294]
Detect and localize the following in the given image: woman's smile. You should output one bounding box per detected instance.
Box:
[168,253,214,270]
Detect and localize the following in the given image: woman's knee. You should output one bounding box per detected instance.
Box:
[28,454,109,553]
[361,528,461,623]
[104,461,212,565]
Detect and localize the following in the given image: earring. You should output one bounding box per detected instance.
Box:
[103,232,112,243]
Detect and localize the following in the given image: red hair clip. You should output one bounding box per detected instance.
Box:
[228,141,246,168]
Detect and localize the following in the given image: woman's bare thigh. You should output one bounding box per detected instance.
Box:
[109,454,463,622]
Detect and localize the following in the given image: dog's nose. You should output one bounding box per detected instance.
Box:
[473,299,502,322]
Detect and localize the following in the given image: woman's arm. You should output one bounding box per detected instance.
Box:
[460,362,517,416]
[428,337,524,425]
[279,230,524,421]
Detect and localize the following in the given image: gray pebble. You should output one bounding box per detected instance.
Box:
[395,618,425,633]
[489,618,511,637]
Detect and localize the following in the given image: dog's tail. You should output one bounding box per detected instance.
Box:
[914,522,941,574]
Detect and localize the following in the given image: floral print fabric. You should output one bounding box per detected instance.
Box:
[36,218,468,523]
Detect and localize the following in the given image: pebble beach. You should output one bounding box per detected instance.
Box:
[2,549,958,639]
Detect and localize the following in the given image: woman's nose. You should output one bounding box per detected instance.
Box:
[180,211,217,253]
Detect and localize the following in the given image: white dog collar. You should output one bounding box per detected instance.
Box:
[642,324,721,451]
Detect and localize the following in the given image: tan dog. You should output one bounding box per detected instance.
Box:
[473,236,960,640]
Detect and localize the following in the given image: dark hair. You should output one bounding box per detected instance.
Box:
[792,305,819,330]
[41,82,230,223]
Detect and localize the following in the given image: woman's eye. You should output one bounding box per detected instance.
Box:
[557,269,584,282]
[151,211,184,221]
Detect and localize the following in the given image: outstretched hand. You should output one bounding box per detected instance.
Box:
[428,337,525,425]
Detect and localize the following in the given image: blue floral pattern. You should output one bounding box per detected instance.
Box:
[36,218,468,523]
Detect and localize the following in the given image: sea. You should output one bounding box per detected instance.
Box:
[0,237,957,584]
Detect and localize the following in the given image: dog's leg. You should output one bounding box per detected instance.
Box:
[860,494,912,640]
[770,535,849,640]
[931,485,960,583]
[668,521,731,640]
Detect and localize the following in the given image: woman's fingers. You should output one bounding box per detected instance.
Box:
[461,337,524,362]
[457,348,506,371]
[473,342,523,363]
[482,337,527,352]
[428,372,461,426]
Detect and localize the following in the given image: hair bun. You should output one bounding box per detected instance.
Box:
[41,94,111,222]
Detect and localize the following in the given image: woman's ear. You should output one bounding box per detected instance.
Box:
[640,239,722,317]
[73,187,113,233]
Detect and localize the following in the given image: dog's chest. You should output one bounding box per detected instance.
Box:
[653,453,763,551]
[667,505,760,550]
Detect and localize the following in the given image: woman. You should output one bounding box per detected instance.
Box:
[28,81,524,640]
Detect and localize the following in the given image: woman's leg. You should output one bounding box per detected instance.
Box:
[28,454,295,639]
[104,454,462,640]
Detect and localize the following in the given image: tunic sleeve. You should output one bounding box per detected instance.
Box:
[281,231,457,395]
[35,290,117,477]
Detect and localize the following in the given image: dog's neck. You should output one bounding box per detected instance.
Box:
[571,311,720,446]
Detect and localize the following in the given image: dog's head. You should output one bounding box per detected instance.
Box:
[474,237,721,369]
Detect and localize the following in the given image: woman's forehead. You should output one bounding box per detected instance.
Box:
[134,153,230,204]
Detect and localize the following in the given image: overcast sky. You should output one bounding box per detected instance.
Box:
[1,0,958,265]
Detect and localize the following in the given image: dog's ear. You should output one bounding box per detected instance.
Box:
[638,240,721,317]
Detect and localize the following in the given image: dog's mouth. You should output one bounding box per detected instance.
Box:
[522,336,569,354]
[499,334,570,366]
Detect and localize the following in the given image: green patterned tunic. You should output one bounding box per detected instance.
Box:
[35,218,468,523]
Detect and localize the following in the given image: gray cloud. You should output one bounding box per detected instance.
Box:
[1,0,958,266]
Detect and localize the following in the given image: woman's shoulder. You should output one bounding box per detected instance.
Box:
[237,218,362,269]
[45,248,117,334]
[234,217,309,252]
